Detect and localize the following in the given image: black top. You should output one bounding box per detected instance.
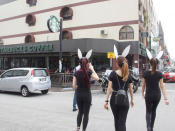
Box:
[74,70,92,93]
[108,71,132,92]
[143,71,163,96]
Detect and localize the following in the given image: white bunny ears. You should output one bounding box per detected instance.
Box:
[146,49,163,60]
[114,45,130,59]
[77,48,92,59]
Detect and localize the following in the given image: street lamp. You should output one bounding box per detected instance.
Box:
[47,16,63,72]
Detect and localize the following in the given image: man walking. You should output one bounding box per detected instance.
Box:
[72,65,80,111]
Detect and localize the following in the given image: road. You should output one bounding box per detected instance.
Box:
[0,83,175,131]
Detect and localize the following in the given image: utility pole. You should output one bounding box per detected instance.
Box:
[59,18,63,72]
[47,16,63,72]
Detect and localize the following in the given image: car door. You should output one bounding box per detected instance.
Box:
[0,70,14,91]
[10,70,29,92]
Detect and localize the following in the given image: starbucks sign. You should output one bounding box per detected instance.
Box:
[47,16,60,33]
[0,44,53,54]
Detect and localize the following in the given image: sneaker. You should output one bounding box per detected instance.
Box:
[73,108,78,112]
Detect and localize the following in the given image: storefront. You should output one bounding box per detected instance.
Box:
[0,39,117,73]
[0,39,148,74]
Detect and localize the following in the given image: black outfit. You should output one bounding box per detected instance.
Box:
[74,70,92,131]
[108,71,132,131]
[143,71,163,131]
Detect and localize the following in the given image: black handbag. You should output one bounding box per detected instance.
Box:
[114,73,128,106]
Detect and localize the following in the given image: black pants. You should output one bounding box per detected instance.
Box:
[76,92,91,130]
[145,95,161,130]
[110,94,129,131]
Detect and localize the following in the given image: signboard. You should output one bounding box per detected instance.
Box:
[107,52,115,59]
[47,16,60,33]
[0,44,53,54]
[141,32,148,37]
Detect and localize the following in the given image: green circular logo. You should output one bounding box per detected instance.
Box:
[47,16,60,33]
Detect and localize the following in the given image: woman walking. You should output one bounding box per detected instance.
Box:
[72,49,99,131]
[104,45,134,131]
[142,49,169,131]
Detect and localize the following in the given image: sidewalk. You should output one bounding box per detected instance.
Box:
[50,84,102,92]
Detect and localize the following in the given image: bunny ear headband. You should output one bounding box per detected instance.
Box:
[114,45,131,60]
[78,48,92,60]
[146,49,163,60]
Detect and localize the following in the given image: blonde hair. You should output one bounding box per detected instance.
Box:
[117,56,129,81]
[121,62,129,81]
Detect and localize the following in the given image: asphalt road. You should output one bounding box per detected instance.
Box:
[0,83,174,131]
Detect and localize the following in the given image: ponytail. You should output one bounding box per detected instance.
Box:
[79,58,90,88]
[121,62,129,81]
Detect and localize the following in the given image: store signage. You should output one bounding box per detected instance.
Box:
[140,43,146,56]
[47,16,60,33]
[107,52,115,59]
[0,44,53,54]
[141,32,148,38]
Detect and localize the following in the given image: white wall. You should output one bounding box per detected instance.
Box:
[0,0,139,45]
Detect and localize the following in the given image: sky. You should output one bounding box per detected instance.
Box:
[153,0,175,59]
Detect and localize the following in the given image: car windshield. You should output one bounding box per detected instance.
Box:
[34,69,48,77]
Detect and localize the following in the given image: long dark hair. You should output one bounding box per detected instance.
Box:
[79,58,90,88]
[116,56,129,81]
[150,58,159,74]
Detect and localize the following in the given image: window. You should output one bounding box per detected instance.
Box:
[34,69,48,77]
[26,0,37,6]
[13,70,29,77]
[1,70,14,78]
[119,26,134,40]
[62,30,73,40]
[60,7,73,20]
[25,35,35,43]
[26,14,36,26]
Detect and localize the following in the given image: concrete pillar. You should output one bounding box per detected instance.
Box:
[45,56,49,69]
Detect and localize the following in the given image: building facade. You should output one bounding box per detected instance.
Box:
[0,0,158,73]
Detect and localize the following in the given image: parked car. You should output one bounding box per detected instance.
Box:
[0,68,51,97]
[163,69,175,82]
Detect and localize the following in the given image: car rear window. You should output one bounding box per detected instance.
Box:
[34,69,48,77]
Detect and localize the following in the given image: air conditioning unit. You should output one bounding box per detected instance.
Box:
[101,29,108,35]
[0,39,3,45]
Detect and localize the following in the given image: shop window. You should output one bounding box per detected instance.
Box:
[25,35,35,43]
[26,0,37,6]
[119,26,134,40]
[0,39,3,45]
[26,14,36,26]
[62,30,73,40]
[60,7,73,20]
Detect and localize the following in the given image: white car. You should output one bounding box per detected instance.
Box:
[0,68,51,97]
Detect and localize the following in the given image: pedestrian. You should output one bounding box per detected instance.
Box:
[72,49,99,131]
[142,49,169,131]
[104,45,134,131]
[73,65,80,112]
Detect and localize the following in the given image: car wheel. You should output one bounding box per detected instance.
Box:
[41,89,49,94]
[21,87,30,97]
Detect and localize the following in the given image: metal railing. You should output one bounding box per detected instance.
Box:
[50,72,102,87]
[50,73,73,87]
